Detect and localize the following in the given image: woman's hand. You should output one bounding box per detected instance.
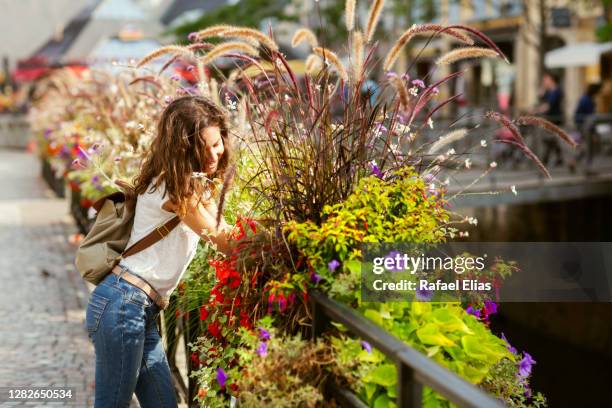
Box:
[177,195,235,257]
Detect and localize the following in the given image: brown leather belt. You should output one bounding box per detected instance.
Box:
[112,265,170,310]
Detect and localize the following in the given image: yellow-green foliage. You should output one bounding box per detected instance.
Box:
[284,166,449,272]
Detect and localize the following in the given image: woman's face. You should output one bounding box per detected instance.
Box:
[201,125,224,175]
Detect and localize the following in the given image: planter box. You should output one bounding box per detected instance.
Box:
[0,113,30,148]
[40,158,66,198]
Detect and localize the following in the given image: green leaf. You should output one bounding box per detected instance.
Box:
[365,363,397,387]
[416,324,456,347]
[364,308,383,326]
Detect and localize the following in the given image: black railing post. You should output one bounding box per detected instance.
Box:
[311,292,328,340]
[397,363,422,408]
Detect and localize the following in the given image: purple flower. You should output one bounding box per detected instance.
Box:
[416,287,434,301]
[328,259,340,272]
[113,156,121,162]
[500,332,517,354]
[310,271,322,284]
[370,164,383,179]
[258,326,270,340]
[484,300,498,315]
[170,74,180,81]
[383,251,404,272]
[412,79,426,88]
[216,367,228,388]
[374,122,388,134]
[423,173,435,183]
[188,32,198,42]
[256,341,268,357]
[466,306,481,318]
[44,128,53,138]
[186,65,195,72]
[92,175,100,184]
[360,340,372,353]
[518,352,536,378]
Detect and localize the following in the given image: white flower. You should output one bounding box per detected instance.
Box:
[490,161,497,168]
[480,139,487,147]
[446,148,456,155]
[465,158,472,169]
[443,177,450,186]
[459,231,470,237]
[370,159,378,167]
[511,185,518,196]
[284,94,291,102]
[408,86,419,96]
[466,216,478,226]
[427,118,434,129]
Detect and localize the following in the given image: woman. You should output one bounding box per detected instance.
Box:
[84,95,235,407]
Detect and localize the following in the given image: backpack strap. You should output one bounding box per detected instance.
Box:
[120,216,181,258]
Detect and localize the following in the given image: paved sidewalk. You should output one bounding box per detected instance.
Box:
[0,148,134,407]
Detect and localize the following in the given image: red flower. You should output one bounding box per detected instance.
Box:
[239,310,252,329]
[208,320,221,338]
[191,352,200,368]
[199,306,209,321]
[175,309,181,319]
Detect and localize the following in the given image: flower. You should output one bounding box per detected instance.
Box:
[466,305,481,318]
[411,79,425,88]
[310,271,322,284]
[484,300,498,315]
[518,352,536,378]
[199,306,209,321]
[216,367,228,388]
[188,32,198,41]
[258,327,270,340]
[416,287,434,301]
[360,340,372,353]
[256,342,268,357]
[328,259,340,272]
[208,320,221,338]
[500,332,517,354]
[480,139,487,147]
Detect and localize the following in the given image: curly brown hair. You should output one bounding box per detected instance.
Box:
[132,95,233,218]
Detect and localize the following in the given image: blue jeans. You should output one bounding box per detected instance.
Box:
[85,271,178,408]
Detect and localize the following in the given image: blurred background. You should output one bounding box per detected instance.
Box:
[1,1,611,407]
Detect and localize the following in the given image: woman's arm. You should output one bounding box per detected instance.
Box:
[166,195,235,256]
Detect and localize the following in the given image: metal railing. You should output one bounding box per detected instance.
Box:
[311,291,505,408]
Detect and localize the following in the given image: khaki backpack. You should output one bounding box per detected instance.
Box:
[75,179,180,285]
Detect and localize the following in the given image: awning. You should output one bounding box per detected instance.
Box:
[545,42,612,68]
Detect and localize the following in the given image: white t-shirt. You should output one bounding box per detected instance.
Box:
[118,177,206,298]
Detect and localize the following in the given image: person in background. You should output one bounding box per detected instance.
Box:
[574,83,600,129]
[534,72,564,166]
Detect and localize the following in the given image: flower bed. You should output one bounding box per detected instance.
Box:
[29,2,578,406]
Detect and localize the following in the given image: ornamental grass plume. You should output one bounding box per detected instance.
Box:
[305,54,324,75]
[193,24,233,42]
[136,45,193,68]
[345,0,356,31]
[436,46,499,65]
[291,28,318,48]
[364,0,386,43]
[200,41,260,66]
[428,128,469,154]
[220,27,279,51]
[384,23,474,70]
[516,115,578,148]
[390,75,410,109]
[484,110,525,145]
[312,47,349,81]
[351,31,364,81]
